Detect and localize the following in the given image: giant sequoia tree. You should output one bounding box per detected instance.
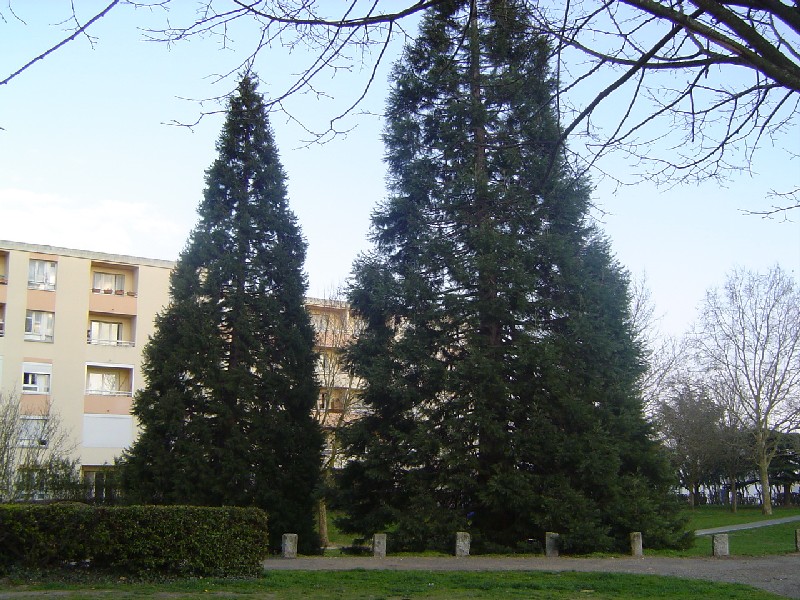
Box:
[338,0,686,553]
[121,75,322,552]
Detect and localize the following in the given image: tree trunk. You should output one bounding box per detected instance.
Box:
[730,477,738,513]
[758,457,773,515]
[318,499,329,547]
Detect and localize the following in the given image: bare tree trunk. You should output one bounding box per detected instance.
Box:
[758,457,773,515]
[730,477,738,513]
[318,499,329,547]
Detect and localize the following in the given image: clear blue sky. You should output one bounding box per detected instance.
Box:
[2,3,798,339]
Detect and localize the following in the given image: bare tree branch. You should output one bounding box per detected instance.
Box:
[3,1,798,207]
[1,1,119,86]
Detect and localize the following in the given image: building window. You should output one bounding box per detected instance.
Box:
[19,416,48,447]
[89,321,122,346]
[92,272,125,294]
[28,259,57,291]
[22,362,52,394]
[24,310,54,342]
[86,368,132,396]
[23,372,50,394]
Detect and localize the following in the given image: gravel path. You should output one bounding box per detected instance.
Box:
[263,554,800,598]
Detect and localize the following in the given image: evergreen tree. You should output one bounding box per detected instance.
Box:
[338,0,686,553]
[121,75,322,553]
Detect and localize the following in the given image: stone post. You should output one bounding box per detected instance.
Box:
[373,533,387,558]
[795,529,799,552]
[455,531,471,557]
[545,532,560,558]
[712,534,729,557]
[630,532,643,557]
[281,533,298,559]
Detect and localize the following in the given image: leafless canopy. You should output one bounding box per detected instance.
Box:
[693,265,800,513]
[4,1,799,204]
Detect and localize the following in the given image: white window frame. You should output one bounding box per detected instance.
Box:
[22,362,52,394]
[85,363,134,397]
[88,320,127,346]
[24,310,55,342]
[92,271,125,293]
[28,259,57,291]
[19,415,48,447]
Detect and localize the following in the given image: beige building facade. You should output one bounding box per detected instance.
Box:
[0,241,362,483]
[0,240,173,476]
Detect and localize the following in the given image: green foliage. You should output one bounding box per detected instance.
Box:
[0,504,268,576]
[339,1,685,553]
[119,74,322,553]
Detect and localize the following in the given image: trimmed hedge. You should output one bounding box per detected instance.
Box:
[0,504,268,577]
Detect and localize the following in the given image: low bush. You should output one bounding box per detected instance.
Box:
[0,504,268,577]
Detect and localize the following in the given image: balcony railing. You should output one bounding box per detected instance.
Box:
[28,280,56,291]
[84,389,132,397]
[86,337,135,347]
[24,332,53,343]
[91,288,137,297]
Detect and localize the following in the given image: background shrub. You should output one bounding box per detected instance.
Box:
[0,504,268,577]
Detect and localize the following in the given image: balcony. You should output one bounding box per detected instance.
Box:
[89,263,138,316]
[0,251,8,289]
[84,365,134,415]
[86,315,135,348]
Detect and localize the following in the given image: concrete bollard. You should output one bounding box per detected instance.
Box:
[795,529,799,552]
[373,533,387,558]
[545,532,560,558]
[455,531,471,557]
[630,532,643,557]
[281,533,298,559]
[712,533,729,557]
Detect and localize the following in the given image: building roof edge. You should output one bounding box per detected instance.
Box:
[0,240,176,269]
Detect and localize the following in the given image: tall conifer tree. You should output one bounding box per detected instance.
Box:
[339,0,686,553]
[121,75,322,553]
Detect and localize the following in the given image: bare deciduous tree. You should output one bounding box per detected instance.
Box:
[628,272,686,416]
[0,391,80,502]
[5,1,797,206]
[694,265,800,515]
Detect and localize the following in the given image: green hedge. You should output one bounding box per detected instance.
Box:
[0,504,268,577]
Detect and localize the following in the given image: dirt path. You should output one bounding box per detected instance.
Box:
[263,554,800,598]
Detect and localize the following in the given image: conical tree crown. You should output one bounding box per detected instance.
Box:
[122,75,322,553]
[339,0,685,553]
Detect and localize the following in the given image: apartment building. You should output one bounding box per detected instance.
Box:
[305,297,365,468]
[0,241,363,485]
[0,240,173,480]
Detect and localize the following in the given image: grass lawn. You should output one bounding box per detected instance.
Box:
[683,505,800,531]
[648,521,800,557]
[642,505,800,557]
[0,571,788,599]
